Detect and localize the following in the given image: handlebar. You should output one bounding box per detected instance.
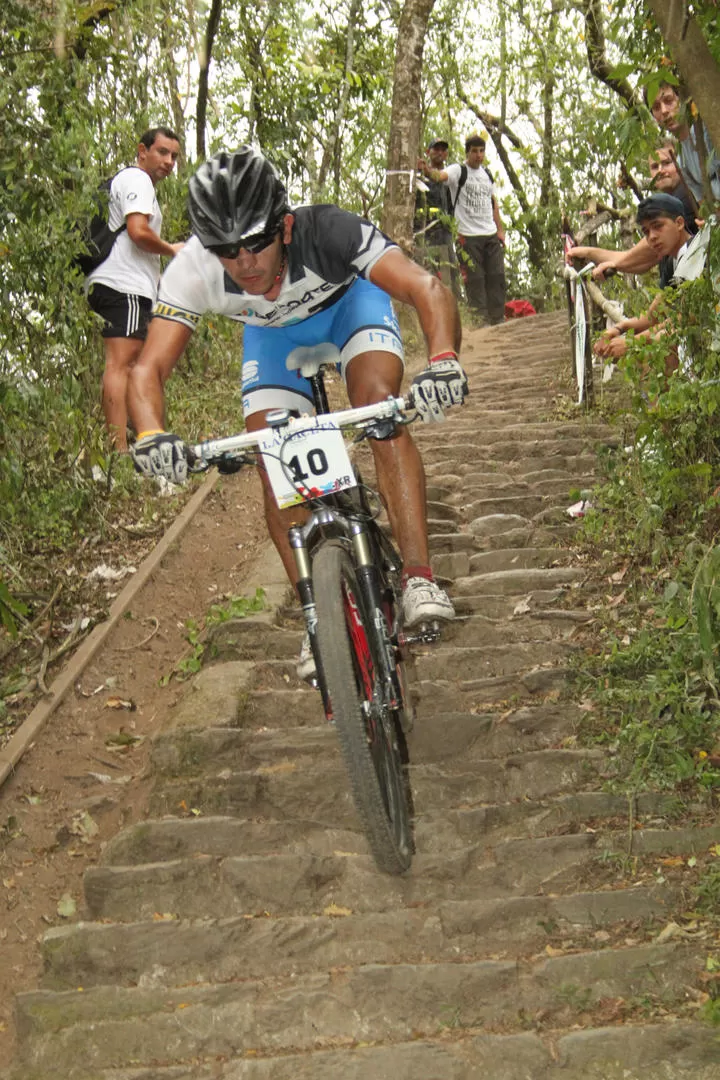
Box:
[564,260,617,281]
[189,394,414,469]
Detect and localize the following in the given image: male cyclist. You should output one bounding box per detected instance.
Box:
[127,147,467,677]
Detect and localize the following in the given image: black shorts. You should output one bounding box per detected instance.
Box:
[87,283,152,340]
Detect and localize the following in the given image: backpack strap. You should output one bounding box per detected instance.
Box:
[451,164,468,213]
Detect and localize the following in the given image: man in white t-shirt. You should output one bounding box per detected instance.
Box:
[427,134,506,324]
[86,127,183,451]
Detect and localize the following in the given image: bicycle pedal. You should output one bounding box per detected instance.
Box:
[400,620,442,646]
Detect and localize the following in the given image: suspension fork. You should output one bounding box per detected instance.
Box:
[349,521,403,707]
[288,525,332,715]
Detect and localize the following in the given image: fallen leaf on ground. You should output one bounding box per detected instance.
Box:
[104,698,136,712]
[69,810,99,843]
[57,893,76,918]
[323,903,352,917]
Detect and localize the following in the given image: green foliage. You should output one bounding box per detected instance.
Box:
[575,227,720,798]
[578,227,720,794]
[0,579,28,639]
[162,588,267,683]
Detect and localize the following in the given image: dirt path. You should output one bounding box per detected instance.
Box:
[0,468,270,1063]
[4,312,720,1078]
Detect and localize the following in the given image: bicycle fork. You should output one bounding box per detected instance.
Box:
[288,519,403,716]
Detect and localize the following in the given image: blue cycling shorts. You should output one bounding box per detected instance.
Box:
[241,276,403,417]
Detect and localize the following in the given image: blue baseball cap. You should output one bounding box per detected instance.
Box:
[636,193,687,222]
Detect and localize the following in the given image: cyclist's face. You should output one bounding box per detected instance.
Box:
[649,149,680,192]
[641,214,687,257]
[218,216,291,295]
[651,87,681,133]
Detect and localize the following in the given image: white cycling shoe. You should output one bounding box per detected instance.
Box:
[297,578,454,682]
[402,577,455,626]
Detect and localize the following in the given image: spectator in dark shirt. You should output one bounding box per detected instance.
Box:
[414,138,459,296]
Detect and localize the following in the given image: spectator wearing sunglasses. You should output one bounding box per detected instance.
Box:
[128,147,466,674]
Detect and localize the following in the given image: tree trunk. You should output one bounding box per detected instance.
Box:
[196,0,223,161]
[647,0,720,157]
[380,0,436,250]
[317,0,361,201]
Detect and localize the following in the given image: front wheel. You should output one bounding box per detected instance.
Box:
[313,542,413,874]
[570,280,593,406]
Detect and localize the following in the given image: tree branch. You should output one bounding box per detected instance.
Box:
[582,0,637,108]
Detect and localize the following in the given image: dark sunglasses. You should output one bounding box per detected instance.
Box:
[208,230,280,258]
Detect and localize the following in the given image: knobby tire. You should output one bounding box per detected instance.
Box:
[313,542,413,875]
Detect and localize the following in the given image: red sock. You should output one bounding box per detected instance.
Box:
[402,565,433,588]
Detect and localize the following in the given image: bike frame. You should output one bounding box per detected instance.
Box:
[189,383,416,720]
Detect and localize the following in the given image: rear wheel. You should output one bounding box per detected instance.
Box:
[313,542,413,874]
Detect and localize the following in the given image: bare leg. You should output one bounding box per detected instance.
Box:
[102,337,144,451]
[345,351,430,568]
[245,349,430,588]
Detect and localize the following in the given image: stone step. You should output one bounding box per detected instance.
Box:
[56,1023,720,1080]
[452,591,574,615]
[84,802,648,924]
[454,566,585,595]
[422,438,617,467]
[418,666,572,711]
[100,790,684,867]
[416,640,572,681]
[467,546,564,573]
[41,881,677,991]
[150,702,583,777]
[14,945,704,1075]
[426,453,599,477]
[462,493,549,518]
[412,421,613,445]
[428,529,476,552]
[482,524,576,550]
[460,478,596,504]
[146,743,601,828]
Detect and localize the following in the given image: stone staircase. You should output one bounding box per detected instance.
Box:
[10,312,720,1078]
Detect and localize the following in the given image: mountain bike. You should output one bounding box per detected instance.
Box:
[562,232,596,406]
[189,348,441,875]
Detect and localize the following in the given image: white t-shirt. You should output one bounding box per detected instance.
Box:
[87,166,163,301]
[446,162,496,236]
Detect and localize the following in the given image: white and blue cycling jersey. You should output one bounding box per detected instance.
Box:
[152,204,403,415]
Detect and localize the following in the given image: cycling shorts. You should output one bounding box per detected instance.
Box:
[87,283,152,340]
[241,276,403,417]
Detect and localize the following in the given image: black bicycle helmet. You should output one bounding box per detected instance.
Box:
[188,146,289,247]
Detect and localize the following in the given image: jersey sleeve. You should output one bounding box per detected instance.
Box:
[298,205,398,280]
[152,237,209,330]
[112,167,156,219]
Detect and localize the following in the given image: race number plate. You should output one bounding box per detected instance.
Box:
[260,419,356,509]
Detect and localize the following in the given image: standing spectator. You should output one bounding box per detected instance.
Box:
[86,127,183,452]
[426,134,506,324]
[647,80,720,205]
[415,138,459,296]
